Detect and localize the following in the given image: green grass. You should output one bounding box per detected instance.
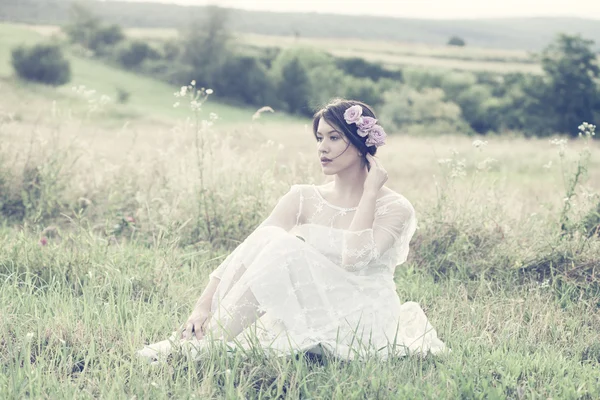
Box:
[0,23,303,126]
[2,230,600,398]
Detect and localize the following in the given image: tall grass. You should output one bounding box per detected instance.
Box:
[1,80,600,398]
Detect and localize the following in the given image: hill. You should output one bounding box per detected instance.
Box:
[0,23,300,127]
[1,0,599,50]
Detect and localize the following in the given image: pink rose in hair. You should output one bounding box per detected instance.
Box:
[358,116,377,131]
[365,125,387,147]
[343,105,363,125]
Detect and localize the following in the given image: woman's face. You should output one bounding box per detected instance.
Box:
[315,117,361,175]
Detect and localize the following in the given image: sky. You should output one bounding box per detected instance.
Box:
[111,0,600,20]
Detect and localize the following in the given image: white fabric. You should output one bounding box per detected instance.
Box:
[142,184,447,361]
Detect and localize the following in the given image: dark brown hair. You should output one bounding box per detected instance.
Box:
[312,98,378,158]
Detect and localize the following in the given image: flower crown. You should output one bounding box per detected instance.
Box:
[343,105,387,147]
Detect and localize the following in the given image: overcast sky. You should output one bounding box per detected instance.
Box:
[110,0,600,20]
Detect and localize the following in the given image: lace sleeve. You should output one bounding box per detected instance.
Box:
[257,184,302,231]
[341,196,417,272]
[209,185,302,281]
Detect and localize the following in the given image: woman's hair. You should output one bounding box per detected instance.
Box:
[312,99,378,157]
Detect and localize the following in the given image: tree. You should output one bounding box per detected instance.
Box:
[447,36,466,47]
[214,55,275,106]
[12,43,71,86]
[539,34,600,135]
[63,2,100,47]
[180,6,231,88]
[63,3,124,54]
[278,57,311,115]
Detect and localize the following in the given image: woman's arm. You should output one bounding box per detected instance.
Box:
[182,276,220,339]
[341,154,392,271]
[182,185,302,339]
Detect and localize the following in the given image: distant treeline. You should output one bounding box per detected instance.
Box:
[29,4,592,137]
[2,0,600,50]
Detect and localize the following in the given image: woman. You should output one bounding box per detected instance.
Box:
[138,99,446,363]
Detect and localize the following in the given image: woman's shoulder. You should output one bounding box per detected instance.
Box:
[377,187,416,214]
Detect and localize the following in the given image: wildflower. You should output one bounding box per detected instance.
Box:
[543,161,552,169]
[190,100,202,111]
[125,216,135,224]
[39,237,48,246]
[477,157,497,170]
[209,112,218,121]
[252,106,275,120]
[173,102,180,108]
[206,89,213,95]
[179,86,188,97]
[190,80,196,86]
[549,138,568,156]
[472,139,488,150]
[26,332,34,340]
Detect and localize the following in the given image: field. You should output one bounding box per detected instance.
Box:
[2,22,600,398]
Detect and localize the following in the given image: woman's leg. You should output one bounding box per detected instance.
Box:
[207,287,265,341]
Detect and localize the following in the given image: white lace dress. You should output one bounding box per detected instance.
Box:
[141,184,447,361]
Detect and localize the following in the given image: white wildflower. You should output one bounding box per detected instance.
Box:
[190,80,196,86]
[542,161,552,169]
[472,139,488,150]
[477,157,497,170]
[205,89,213,95]
[209,112,218,121]
[173,102,180,108]
[190,100,201,111]
[179,86,188,97]
[549,138,568,156]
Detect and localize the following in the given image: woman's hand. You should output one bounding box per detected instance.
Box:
[181,307,211,340]
[364,153,388,195]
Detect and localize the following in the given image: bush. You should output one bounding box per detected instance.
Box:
[335,56,403,82]
[115,40,161,69]
[11,43,71,86]
[88,24,125,54]
[213,55,276,106]
[379,86,471,134]
[448,36,466,46]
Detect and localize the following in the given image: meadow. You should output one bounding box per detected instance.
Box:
[2,22,600,399]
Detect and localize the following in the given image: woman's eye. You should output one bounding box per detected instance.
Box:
[330,136,339,141]
[316,137,323,142]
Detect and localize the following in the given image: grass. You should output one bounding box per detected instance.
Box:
[2,22,600,399]
[3,235,600,398]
